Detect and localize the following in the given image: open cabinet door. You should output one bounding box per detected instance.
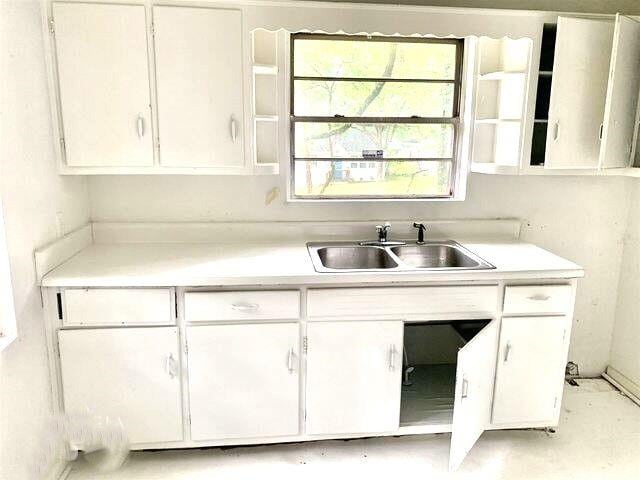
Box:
[599,15,640,169]
[545,17,614,169]
[449,319,499,471]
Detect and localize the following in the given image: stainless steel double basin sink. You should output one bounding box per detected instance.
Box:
[307,240,495,273]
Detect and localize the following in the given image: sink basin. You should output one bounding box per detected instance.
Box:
[307,240,494,273]
[316,246,398,270]
[391,244,481,269]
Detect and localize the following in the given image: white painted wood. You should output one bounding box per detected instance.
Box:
[307,286,498,318]
[449,319,499,471]
[545,17,614,169]
[0,196,16,351]
[34,223,92,284]
[186,323,299,440]
[58,327,182,444]
[305,321,403,435]
[52,3,153,167]
[63,288,173,326]
[492,316,569,425]
[603,367,640,407]
[153,6,245,168]
[599,15,640,169]
[502,284,572,315]
[184,290,300,322]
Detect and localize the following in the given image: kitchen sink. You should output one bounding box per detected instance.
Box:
[390,244,482,269]
[316,246,398,270]
[307,240,494,273]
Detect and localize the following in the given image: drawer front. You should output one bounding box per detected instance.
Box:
[185,290,300,322]
[64,288,173,326]
[307,286,498,318]
[503,285,572,315]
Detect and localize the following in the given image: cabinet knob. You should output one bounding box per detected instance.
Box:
[230,117,238,143]
[388,344,397,371]
[287,348,295,373]
[165,353,178,379]
[527,294,551,301]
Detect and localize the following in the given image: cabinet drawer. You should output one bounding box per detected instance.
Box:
[63,288,173,326]
[307,286,498,318]
[185,290,300,322]
[502,285,572,315]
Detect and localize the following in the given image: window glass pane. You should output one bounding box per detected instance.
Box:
[294,38,457,80]
[293,160,452,197]
[294,80,454,117]
[294,122,454,159]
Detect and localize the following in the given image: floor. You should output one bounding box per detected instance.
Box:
[67,379,640,480]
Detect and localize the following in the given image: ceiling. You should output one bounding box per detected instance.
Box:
[296,0,640,15]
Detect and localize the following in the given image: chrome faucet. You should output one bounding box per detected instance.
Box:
[376,223,391,243]
[360,222,405,246]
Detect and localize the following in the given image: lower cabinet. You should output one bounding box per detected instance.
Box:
[492,316,569,425]
[305,320,404,435]
[186,323,300,440]
[58,327,183,444]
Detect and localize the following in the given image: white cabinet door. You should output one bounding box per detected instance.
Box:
[187,323,299,440]
[52,3,153,167]
[599,15,640,169]
[545,17,614,169]
[449,319,499,471]
[305,321,403,435]
[58,327,182,444]
[492,316,569,425]
[153,6,245,168]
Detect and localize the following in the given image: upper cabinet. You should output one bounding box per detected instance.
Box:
[153,6,245,169]
[534,15,640,171]
[52,3,154,167]
[48,2,254,174]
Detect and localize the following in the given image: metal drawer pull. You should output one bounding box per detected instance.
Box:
[504,342,512,362]
[137,115,145,138]
[461,378,469,399]
[231,302,259,313]
[165,353,177,379]
[287,348,295,373]
[527,294,551,301]
[388,345,397,371]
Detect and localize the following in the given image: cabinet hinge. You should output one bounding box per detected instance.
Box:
[184,342,188,355]
[150,22,155,36]
[554,396,558,409]
[59,137,66,158]
[49,18,55,35]
[302,336,308,354]
[56,292,63,320]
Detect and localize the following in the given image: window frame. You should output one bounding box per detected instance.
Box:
[289,33,465,201]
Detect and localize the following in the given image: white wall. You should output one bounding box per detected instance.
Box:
[0,1,90,479]
[88,173,631,376]
[609,182,640,391]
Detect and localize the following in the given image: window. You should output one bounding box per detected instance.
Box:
[290,34,463,200]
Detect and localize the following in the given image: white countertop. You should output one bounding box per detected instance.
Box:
[41,240,584,287]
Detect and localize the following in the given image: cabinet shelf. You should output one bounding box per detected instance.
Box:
[478,70,526,80]
[255,114,279,122]
[253,64,278,75]
[475,118,521,124]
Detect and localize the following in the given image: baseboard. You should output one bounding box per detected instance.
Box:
[603,367,640,407]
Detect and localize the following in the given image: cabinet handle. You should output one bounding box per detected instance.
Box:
[599,123,604,140]
[388,344,397,371]
[461,378,469,399]
[165,353,177,379]
[553,121,559,141]
[137,115,145,138]
[527,294,551,301]
[230,117,238,143]
[503,342,512,362]
[230,302,259,313]
[287,348,295,373]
